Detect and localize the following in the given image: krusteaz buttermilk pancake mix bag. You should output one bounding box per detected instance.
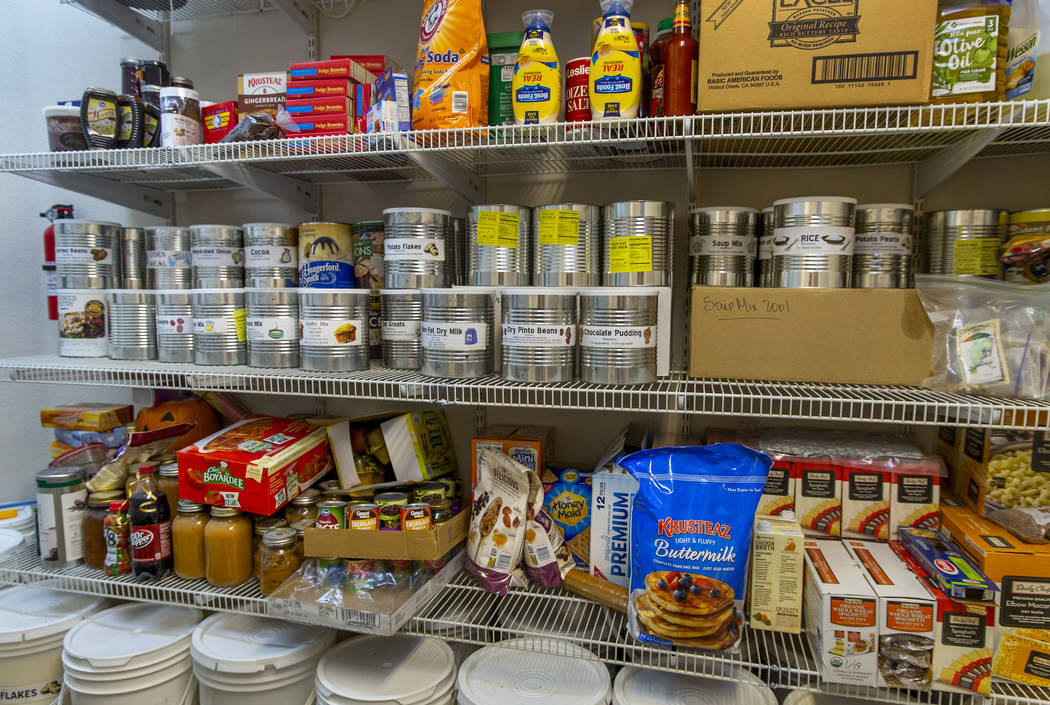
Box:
[621,444,772,652]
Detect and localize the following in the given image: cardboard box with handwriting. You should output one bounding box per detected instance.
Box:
[698,0,938,110]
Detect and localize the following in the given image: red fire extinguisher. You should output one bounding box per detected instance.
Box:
[42,204,74,321]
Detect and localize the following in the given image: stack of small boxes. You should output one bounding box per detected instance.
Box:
[284,57,373,136]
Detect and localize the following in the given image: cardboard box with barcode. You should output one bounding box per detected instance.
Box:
[889,541,996,695]
[749,515,804,634]
[41,403,133,431]
[471,425,555,485]
[697,0,937,111]
[689,288,933,385]
[304,508,468,560]
[803,538,880,687]
[938,502,1050,582]
[951,429,1050,516]
[845,539,936,689]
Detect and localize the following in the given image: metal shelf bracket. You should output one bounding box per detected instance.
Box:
[269,0,314,34]
[15,170,170,218]
[396,137,485,204]
[68,0,166,53]
[914,126,1007,196]
[198,162,319,214]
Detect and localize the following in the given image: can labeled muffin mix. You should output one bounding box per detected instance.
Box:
[299,222,354,288]
[401,503,432,531]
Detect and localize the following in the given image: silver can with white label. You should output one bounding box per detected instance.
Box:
[191,224,244,288]
[500,287,577,383]
[246,288,299,368]
[156,289,194,363]
[380,289,422,370]
[420,287,494,379]
[689,207,758,288]
[383,208,450,289]
[532,203,601,287]
[244,223,298,288]
[146,226,192,289]
[772,196,856,289]
[55,220,120,289]
[299,288,369,371]
[192,288,246,365]
[468,204,531,286]
[579,288,658,385]
[757,207,775,288]
[853,204,915,289]
[107,289,156,360]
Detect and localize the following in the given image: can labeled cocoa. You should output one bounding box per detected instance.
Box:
[565,57,590,123]
[401,503,432,531]
[349,503,379,531]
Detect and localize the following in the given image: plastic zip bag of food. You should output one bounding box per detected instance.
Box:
[413,0,489,130]
[987,506,1050,543]
[522,471,574,587]
[916,275,1050,399]
[466,449,530,595]
[86,422,194,492]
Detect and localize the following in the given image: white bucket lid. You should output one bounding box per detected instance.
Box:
[613,666,776,705]
[191,613,334,674]
[0,505,34,530]
[0,587,106,644]
[316,635,454,704]
[458,638,610,705]
[779,691,876,705]
[63,603,201,669]
[0,528,22,557]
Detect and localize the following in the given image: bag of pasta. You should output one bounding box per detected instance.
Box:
[412,0,489,130]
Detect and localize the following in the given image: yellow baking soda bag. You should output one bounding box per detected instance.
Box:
[413,0,490,130]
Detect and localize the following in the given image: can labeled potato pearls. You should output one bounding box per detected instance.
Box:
[55,220,120,289]
[532,203,601,287]
[191,224,244,288]
[192,288,246,365]
[298,288,369,372]
[689,207,758,288]
[246,288,299,368]
[420,287,495,379]
[58,289,107,357]
[469,204,531,286]
[155,290,194,362]
[383,208,450,289]
[602,201,673,286]
[772,196,856,289]
[500,287,577,383]
[380,289,422,370]
[579,287,658,385]
[853,204,915,289]
[299,222,354,288]
[120,227,147,289]
[107,289,156,360]
[146,226,192,289]
[244,222,298,288]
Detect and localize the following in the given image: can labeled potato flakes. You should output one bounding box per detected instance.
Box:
[401,503,432,531]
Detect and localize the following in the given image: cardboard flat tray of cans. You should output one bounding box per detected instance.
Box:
[266,552,464,636]
[304,509,468,560]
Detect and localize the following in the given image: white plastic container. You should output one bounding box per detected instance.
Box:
[0,505,34,543]
[0,587,106,705]
[458,638,611,705]
[191,613,334,705]
[63,603,201,705]
[0,528,22,558]
[316,634,455,705]
[613,666,776,705]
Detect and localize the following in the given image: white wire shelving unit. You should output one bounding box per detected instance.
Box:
[2,355,1048,429]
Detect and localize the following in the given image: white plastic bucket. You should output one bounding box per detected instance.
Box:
[316,635,455,705]
[612,666,776,705]
[191,614,334,705]
[65,654,192,705]
[0,505,36,543]
[0,587,106,705]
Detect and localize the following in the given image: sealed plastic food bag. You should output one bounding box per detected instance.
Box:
[466,449,530,595]
[413,0,489,130]
[621,444,771,652]
[916,275,1050,399]
[523,472,573,587]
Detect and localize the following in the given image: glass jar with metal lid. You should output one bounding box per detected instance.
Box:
[36,466,87,567]
[157,462,180,519]
[284,488,320,524]
[260,527,301,595]
[204,507,252,587]
[172,500,208,580]
[289,518,313,561]
[253,517,288,580]
[82,490,123,570]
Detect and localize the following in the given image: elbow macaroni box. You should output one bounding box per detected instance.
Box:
[803,538,879,687]
[841,462,889,540]
[954,429,1050,516]
[796,459,842,536]
[938,503,1050,581]
[845,539,936,689]
[993,575,1050,688]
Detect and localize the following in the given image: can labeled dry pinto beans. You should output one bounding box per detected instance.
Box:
[314,500,347,529]
[566,57,590,123]
[375,491,408,530]
[401,503,432,531]
[349,503,379,530]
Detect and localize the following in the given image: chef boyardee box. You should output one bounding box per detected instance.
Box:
[698,0,938,110]
[803,538,879,687]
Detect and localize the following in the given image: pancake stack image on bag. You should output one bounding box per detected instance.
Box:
[635,570,740,649]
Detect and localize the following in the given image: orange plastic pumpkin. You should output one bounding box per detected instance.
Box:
[135,398,221,450]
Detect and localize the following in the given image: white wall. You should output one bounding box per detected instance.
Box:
[1,0,1046,501]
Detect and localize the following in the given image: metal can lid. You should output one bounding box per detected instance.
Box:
[290,488,321,506]
[158,462,179,478]
[262,527,297,547]
[177,499,207,513]
[375,492,409,504]
[254,517,288,535]
[290,518,313,537]
[87,490,124,507]
[209,506,242,517]
[36,466,85,486]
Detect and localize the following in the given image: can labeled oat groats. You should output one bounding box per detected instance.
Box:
[349,503,379,530]
[314,500,347,529]
[401,503,432,531]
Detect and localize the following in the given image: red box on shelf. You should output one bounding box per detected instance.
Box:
[285,96,352,117]
[177,416,333,515]
[331,54,402,78]
[288,58,373,84]
[353,83,372,135]
[285,79,351,99]
[201,101,238,143]
[289,113,351,133]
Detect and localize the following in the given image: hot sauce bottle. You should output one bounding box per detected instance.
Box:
[664,0,699,116]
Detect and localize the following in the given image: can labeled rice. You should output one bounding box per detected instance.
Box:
[146,226,192,289]
[565,57,590,123]
[381,289,422,370]
[246,288,299,368]
[772,196,856,289]
[57,289,107,357]
[383,208,450,289]
[468,204,531,286]
[420,287,495,379]
[299,222,354,288]
[244,222,298,288]
[298,288,369,371]
[191,224,244,288]
[55,220,120,289]
[156,290,193,362]
[580,287,659,385]
[532,203,601,287]
[107,289,156,360]
[191,288,247,365]
[349,504,379,531]
[120,227,147,289]
[500,287,577,383]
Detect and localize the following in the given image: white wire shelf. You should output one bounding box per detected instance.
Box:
[1,354,1048,430]
[5,103,1050,192]
[64,0,279,23]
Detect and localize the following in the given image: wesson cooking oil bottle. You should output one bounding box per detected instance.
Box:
[589,0,643,120]
[512,10,562,125]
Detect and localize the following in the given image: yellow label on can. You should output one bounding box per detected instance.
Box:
[537,210,580,246]
[233,308,247,342]
[609,236,653,273]
[953,238,1002,276]
[476,211,520,248]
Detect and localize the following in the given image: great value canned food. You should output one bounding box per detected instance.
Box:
[401,504,432,531]
[375,491,408,530]
[299,222,354,288]
[413,482,445,504]
[349,504,379,530]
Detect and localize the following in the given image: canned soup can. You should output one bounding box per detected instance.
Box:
[500,287,577,383]
[579,287,659,386]
[246,288,299,368]
[55,220,120,289]
[107,289,156,361]
[244,222,298,288]
[380,289,422,370]
[155,289,194,363]
[298,288,369,372]
[420,287,495,380]
[190,224,244,288]
[532,203,601,287]
[468,204,531,286]
[191,288,247,366]
[298,221,354,288]
[383,208,450,289]
[772,196,856,289]
[146,226,192,289]
[58,289,108,358]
